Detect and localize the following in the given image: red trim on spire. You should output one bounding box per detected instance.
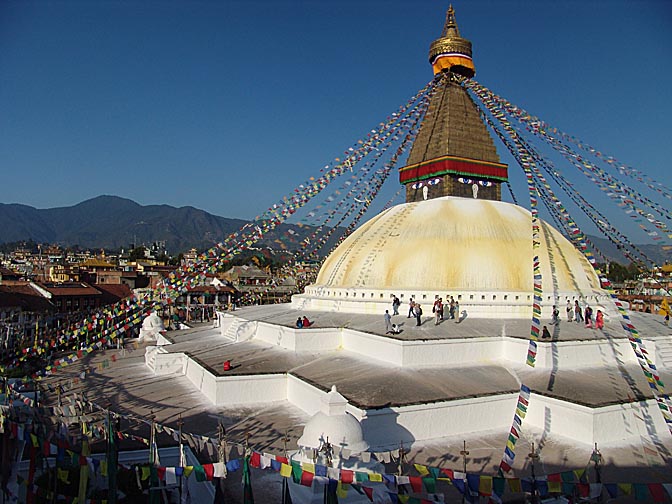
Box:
[399,156,508,184]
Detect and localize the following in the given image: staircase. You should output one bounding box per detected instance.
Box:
[144,345,165,372]
[655,336,672,370]
[222,317,242,342]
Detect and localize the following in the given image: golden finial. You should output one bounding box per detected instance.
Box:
[441,5,460,37]
[429,5,475,77]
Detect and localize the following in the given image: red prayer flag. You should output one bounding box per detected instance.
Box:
[276,455,289,464]
[647,483,666,502]
[341,469,354,484]
[440,468,454,479]
[577,483,589,497]
[157,467,166,481]
[547,473,562,483]
[362,486,374,501]
[203,463,214,481]
[250,451,261,468]
[409,476,423,493]
[300,470,314,487]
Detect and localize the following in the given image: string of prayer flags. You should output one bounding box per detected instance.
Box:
[465,76,672,434]
[498,384,531,473]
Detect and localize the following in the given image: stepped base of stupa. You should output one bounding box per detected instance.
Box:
[144,305,672,449]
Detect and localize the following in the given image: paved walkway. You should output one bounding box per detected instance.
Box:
[218,304,672,342]
[157,307,671,408]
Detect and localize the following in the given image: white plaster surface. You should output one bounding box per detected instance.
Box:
[145,307,672,450]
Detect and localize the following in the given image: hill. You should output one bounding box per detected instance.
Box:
[0,196,302,253]
[0,196,669,264]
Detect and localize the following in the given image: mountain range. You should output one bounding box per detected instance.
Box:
[0,195,669,264]
[0,196,274,253]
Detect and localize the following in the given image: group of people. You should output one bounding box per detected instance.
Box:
[548,300,604,331]
[295,316,313,328]
[383,310,401,334]
[385,294,462,333]
[431,295,459,325]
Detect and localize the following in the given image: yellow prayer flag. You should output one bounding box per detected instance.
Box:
[30,434,39,448]
[141,467,151,480]
[618,483,632,495]
[508,478,522,493]
[336,482,349,498]
[479,475,492,496]
[368,473,383,482]
[57,468,70,484]
[398,496,410,504]
[548,481,561,493]
[302,462,315,474]
[506,439,516,451]
[101,460,108,477]
[280,463,292,478]
[183,466,194,478]
[573,469,585,481]
[413,463,429,476]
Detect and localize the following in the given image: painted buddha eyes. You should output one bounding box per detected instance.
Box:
[457,177,493,187]
[411,178,441,189]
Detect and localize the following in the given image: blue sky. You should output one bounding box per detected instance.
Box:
[1,0,670,226]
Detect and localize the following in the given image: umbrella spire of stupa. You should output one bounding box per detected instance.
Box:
[399,5,508,202]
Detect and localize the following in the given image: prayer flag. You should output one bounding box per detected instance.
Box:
[280,463,292,478]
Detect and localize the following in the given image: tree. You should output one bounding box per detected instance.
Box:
[129,246,147,261]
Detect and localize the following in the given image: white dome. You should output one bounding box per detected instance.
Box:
[294,197,613,318]
[297,386,369,453]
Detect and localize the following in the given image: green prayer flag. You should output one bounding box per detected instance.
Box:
[634,483,650,501]
[194,465,207,482]
[493,477,506,496]
[422,477,436,493]
[243,455,254,504]
[291,461,302,484]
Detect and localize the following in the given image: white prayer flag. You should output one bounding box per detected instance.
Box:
[166,467,177,485]
[213,462,227,478]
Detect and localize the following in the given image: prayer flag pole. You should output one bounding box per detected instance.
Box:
[460,440,469,504]
[178,414,186,504]
[282,431,292,504]
[107,406,118,504]
[213,419,227,503]
[527,443,539,504]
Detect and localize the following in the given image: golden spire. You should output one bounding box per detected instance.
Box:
[429,5,475,77]
[441,5,460,38]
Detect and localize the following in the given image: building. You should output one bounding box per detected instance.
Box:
[35,282,103,313]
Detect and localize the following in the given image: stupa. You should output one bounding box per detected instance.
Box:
[144,6,671,487]
[292,6,613,320]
